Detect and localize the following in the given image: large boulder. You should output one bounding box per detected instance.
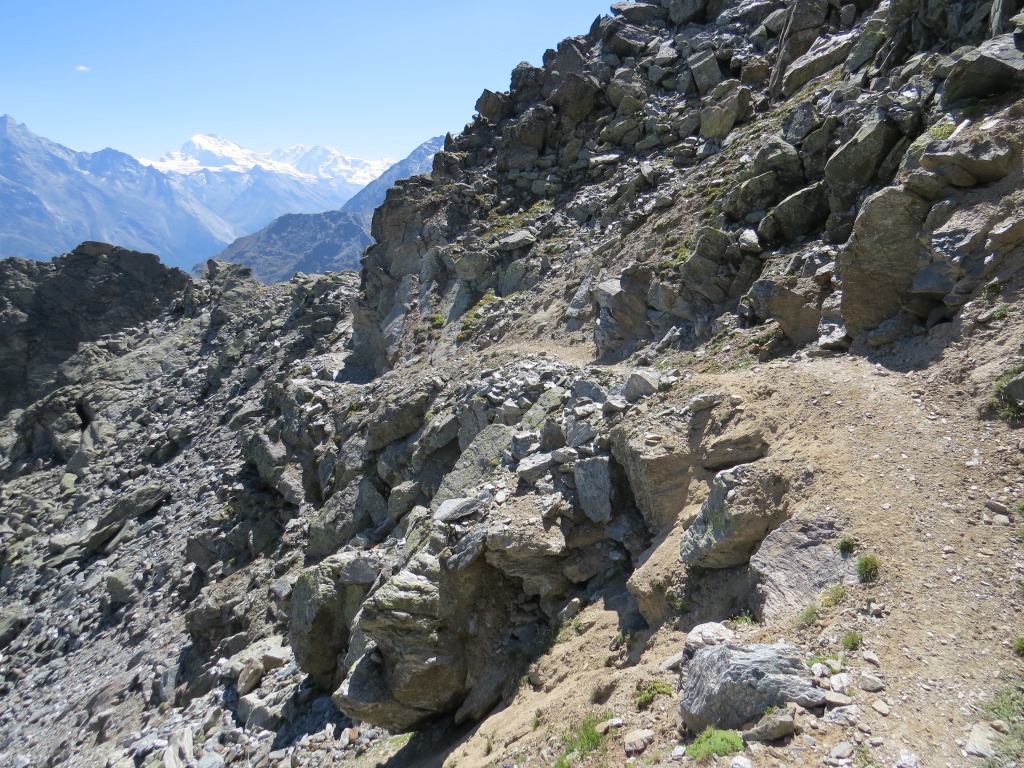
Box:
[679,462,789,569]
[824,118,902,212]
[291,551,397,689]
[837,186,931,336]
[942,34,1024,105]
[334,525,526,731]
[679,643,826,731]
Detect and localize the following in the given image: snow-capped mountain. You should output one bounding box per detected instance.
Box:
[143,134,393,183]
[0,118,392,269]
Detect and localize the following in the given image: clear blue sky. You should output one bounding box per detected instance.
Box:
[3,0,613,161]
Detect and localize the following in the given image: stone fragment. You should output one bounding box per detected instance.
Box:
[688,50,723,94]
[684,623,736,657]
[106,570,137,604]
[838,186,931,336]
[624,728,656,755]
[783,32,858,95]
[624,371,659,402]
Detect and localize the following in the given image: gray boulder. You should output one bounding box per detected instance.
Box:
[679,643,826,731]
[838,186,931,336]
[575,457,612,522]
[679,462,788,569]
[824,118,902,211]
[942,34,1024,105]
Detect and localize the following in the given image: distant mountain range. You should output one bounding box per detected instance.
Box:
[0,116,394,269]
[207,136,444,283]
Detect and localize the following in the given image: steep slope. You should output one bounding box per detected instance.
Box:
[211,210,373,283]
[341,136,444,214]
[1,2,1024,768]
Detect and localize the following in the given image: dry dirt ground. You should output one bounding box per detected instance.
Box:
[337,284,1024,768]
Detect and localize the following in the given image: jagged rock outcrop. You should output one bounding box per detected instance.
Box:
[0,242,189,417]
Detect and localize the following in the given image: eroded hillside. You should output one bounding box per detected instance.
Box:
[2,0,1024,767]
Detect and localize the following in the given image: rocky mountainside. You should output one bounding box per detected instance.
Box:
[2,2,1024,768]
[0,121,389,269]
[207,138,443,283]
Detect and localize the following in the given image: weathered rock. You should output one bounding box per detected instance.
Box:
[824,119,902,211]
[919,139,1014,186]
[105,570,137,604]
[743,277,825,345]
[679,462,789,569]
[838,186,931,336]
[758,183,829,242]
[688,50,723,94]
[624,371,660,402]
[751,517,856,622]
[742,707,797,742]
[684,622,735,657]
[680,643,826,731]
[942,34,1024,104]
[434,424,514,506]
[575,457,613,522]
[783,32,858,96]
[612,427,694,533]
[291,551,395,688]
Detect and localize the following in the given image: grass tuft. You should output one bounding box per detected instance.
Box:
[838,535,857,556]
[635,680,674,711]
[686,728,744,761]
[820,583,849,608]
[797,604,819,628]
[842,630,864,651]
[552,713,609,768]
[857,554,881,583]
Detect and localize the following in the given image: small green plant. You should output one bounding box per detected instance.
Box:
[987,363,1024,422]
[820,583,849,608]
[986,280,1005,300]
[635,680,674,711]
[842,630,864,651]
[560,617,585,641]
[857,554,881,583]
[685,728,744,761]
[763,705,780,717]
[726,611,756,628]
[428,313,446,329]
[855,742,883,768]
[552,713,608,768]
[532,714,540,731]
[797,604,820,628]
[838,535,857,556]
[981,677,1024,763]
[992,304,1010,322]
[1014,637,1024,658]
[1016,526,1024,543]
[927,122,956,140]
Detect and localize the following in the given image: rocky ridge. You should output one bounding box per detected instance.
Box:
[2,1,1024,767]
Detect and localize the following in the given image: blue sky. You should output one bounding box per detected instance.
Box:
[3,0,613,161]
